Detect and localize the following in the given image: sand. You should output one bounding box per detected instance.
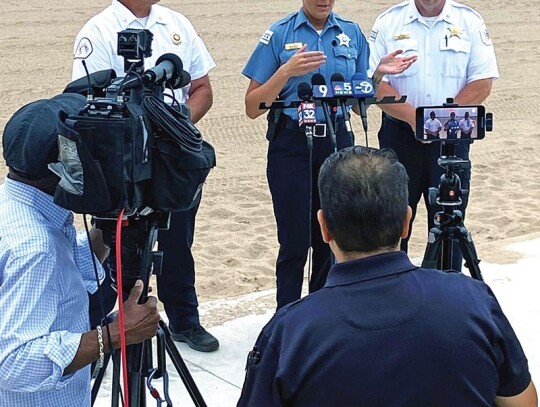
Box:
[1,0,539,313]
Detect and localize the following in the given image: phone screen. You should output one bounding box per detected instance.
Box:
[415,105,486,142]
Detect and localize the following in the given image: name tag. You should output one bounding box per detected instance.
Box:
[285,42,303,51]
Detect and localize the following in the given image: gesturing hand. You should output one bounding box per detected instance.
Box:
[376,49,418,76]
[283,44,327,78]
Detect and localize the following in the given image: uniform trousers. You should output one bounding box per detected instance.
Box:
[157,204,200,332]
[378,116,471,270]
[268,116,352,309]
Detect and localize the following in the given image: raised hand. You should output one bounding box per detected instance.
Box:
[283,44,327,77]
[377,49,418,76]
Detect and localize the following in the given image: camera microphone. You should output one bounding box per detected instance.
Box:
[142,53,191,88]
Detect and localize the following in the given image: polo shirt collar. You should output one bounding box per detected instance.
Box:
[294,8,341,33]
[405,0,458,26]
[325,251,418,287]
[112,0,166,30]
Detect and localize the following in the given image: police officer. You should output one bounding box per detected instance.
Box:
[424,110,442,139]
[72,0,219,352]
[368,0,499,270]
[459,111,475,138]
[242,0,416,309]
[444,111,460,139]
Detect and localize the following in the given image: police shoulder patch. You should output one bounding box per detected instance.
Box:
[480,24,492,46]
[368,29,379,42]
[259,29,274,45]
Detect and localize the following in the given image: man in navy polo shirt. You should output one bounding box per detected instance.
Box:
[237,146,536,407]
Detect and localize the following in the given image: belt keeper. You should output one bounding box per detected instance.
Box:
[96,325,105,369]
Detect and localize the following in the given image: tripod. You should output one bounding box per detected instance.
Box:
[421,144,483,281]
[91,212,206,407]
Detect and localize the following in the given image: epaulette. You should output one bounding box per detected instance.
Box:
[450,1,484,21]
[377,0,409,20]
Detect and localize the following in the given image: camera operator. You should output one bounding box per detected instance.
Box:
[0,95,160,406]
[368,0,499,271]
[72,0,219,352]
[238,146,537,407]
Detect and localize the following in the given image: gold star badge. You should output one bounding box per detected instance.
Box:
[448,25,463,38]
[171,32,182,45]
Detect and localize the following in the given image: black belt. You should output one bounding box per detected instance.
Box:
[279,115,345,132]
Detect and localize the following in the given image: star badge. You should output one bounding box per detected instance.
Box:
[336,33,351,48]
[448,25,463,39]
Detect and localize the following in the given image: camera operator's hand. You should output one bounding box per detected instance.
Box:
[121,279,161,345]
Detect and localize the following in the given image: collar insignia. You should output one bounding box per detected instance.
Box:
[171,32,182,45]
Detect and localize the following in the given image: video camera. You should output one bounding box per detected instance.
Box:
[55,29,216,219]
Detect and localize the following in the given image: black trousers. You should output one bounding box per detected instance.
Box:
[268,117,352,309]
[378,116,471,270]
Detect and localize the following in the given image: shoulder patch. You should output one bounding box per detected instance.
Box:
[480,23,493,46]
[74,37,93,59]
[368,28,379,42]
[259,29,274,45]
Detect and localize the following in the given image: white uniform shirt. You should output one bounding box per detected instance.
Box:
[72,0,215,103]
[459,117,475,133]
[367,0,499,108]
[424,118,442,133]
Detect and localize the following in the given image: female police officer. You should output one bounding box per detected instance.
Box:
[242,0,416,309]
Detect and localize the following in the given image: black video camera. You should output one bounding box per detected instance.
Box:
[56,29,216,219]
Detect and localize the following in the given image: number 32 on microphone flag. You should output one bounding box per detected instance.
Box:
[298,102,317,127]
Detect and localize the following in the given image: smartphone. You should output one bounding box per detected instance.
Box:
[415,105,488,142]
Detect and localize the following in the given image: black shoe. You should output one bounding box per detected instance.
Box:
[171,324,220,352]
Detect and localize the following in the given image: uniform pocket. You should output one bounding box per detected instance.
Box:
[440,37,471,78]
[332,46,358,76]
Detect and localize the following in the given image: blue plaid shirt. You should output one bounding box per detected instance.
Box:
[0,177,103,406]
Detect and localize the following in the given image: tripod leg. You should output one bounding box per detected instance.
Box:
[422,229,443,269]
[456,229,483,281]
[160,320,207,407]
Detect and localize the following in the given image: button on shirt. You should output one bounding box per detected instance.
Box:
[0,178,104,406]
[367,0,499,107]
[238,251,531,406]
[72,0,216,103]
[242,9,369,120]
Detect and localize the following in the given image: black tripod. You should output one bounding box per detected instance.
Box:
[91,212,206,407]
[421,143,483,281]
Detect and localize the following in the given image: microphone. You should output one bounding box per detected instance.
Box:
[351,72,375,134]
[330,73,353,98]
[142,53,190,88]
[331,73,354,144]
[297,82,317,128]
[311,73,337,152]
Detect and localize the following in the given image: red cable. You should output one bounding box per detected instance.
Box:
[115,208,129,407]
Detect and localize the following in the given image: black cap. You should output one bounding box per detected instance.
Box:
[2,93,87,180]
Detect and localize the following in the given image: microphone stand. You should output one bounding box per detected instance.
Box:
[320,100,338,153]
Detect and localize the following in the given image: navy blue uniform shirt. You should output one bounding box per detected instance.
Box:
[242,8,369,120]
[237,251,531,406]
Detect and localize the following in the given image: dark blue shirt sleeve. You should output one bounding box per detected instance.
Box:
[486,287,531,397]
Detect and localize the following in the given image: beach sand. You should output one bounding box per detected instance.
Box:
[1,0,539,320]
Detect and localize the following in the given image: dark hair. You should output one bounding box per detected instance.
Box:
[318,146,409,253]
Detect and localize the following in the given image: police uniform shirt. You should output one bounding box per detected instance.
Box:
[367,0,499,108]
[242,8,369,120]
[238,251,531,406]
[425,117,442,133]
[459,117,475,134]
[72,0,215,103]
